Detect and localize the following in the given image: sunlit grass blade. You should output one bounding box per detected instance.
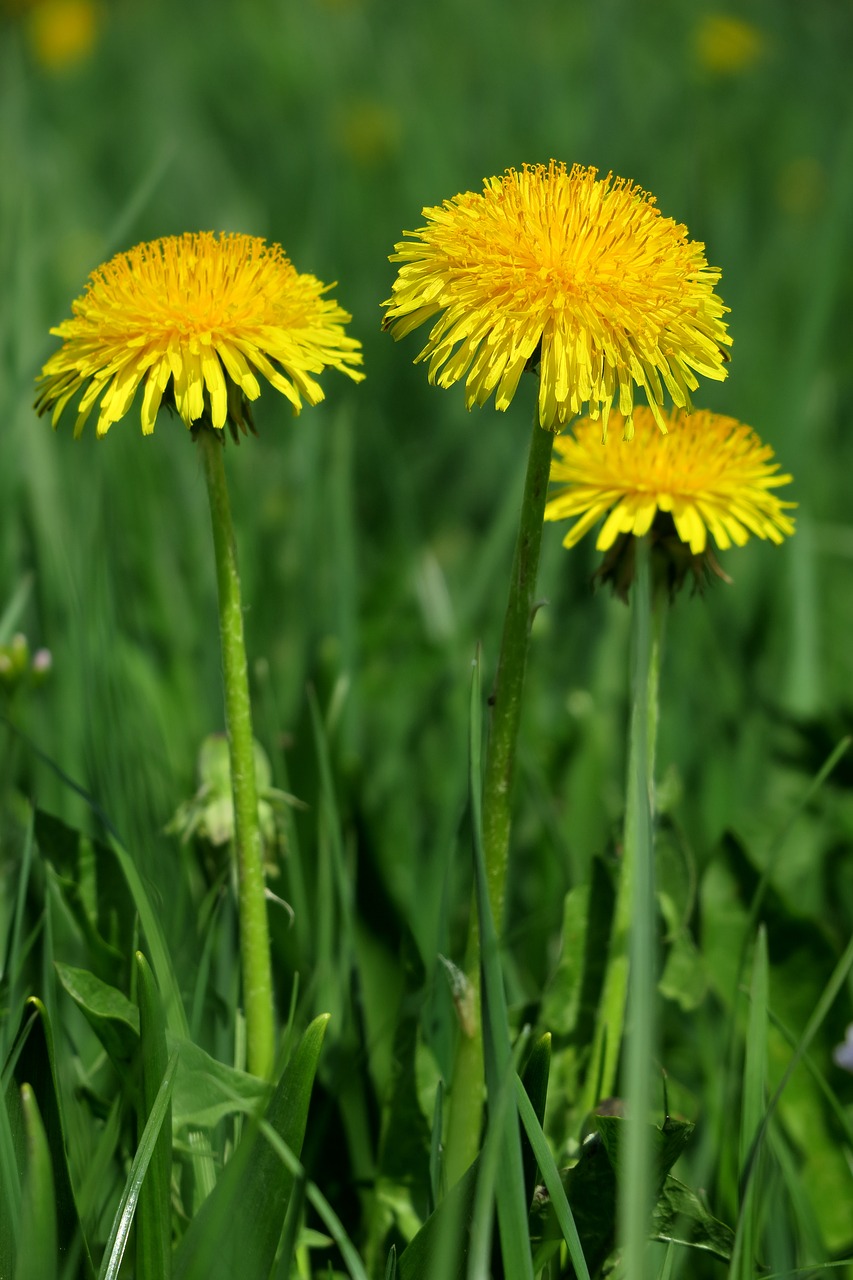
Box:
[467,646,535,1280]
[14,1084,57,1280]
[135,952,172,1280]
[514,1073,590,1280]
[97,1048,178,1280]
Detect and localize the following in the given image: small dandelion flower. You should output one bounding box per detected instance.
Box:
[695,14,765,76]
[545,407,795,595]
[382,162,731,434]
[27,0,98,71]
[35,231,364,439]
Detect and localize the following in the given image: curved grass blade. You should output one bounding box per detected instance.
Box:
[4,998,94,1278]
[97,1048,178,1280]
[15,1084,57,1280]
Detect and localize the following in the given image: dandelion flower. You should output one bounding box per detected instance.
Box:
[35,231,364,439]
[545,407,795,555]
[27,0,98,71]
[694,14,764,76]
[382,162,731,434]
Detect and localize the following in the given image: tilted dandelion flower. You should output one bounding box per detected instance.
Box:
[35,231,364,439]
[545,407,796,554]
[382,162,731,434]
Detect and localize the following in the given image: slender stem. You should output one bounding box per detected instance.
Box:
[445,404,554,1186]
[583,553,666,1113]
[198,428,275,1079]
[619,537,663,1280]
[482,407,554,928]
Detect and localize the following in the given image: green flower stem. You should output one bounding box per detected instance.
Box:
[445,405,553,1186]
[483,407,555,927]
[582,540,665,1115]
[619,537,662,1280]
[199,428,275,1080]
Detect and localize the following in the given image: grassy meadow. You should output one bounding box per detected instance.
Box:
[3,0,853,1276]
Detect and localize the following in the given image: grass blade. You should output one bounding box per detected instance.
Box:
[730,924,768,1280]
[173,1013,330,1280]
[467,647,534,1280]
[14,1085,57,1280]
[514,1074,591,1280]
[97,1048,178,1280]
[15,1084,57,1280]
[135,952,173,1280]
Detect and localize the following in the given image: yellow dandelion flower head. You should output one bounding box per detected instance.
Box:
[35,231,364,439]
[382,162,732,433]
[544,407,795,556]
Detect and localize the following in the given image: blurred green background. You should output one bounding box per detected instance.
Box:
[2,0,851,916]
[2,0,853,1260]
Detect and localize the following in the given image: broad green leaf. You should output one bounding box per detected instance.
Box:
[170,1036,271,1130]
[97,1049,178,1280]
[14,1084,57,1280]
[529,1129,616,1279]
[651,1176,734,1261]
[172,1013,330,1280]
[594,1113,694,1189]
[530,1114,695,1279]
[135,953,172,1280]
[54,963,139,1068]
[541,864,614,1045]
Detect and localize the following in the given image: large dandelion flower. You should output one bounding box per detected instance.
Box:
[382,162,731,434]
[545,407,795,555]
[35,231,364,438]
